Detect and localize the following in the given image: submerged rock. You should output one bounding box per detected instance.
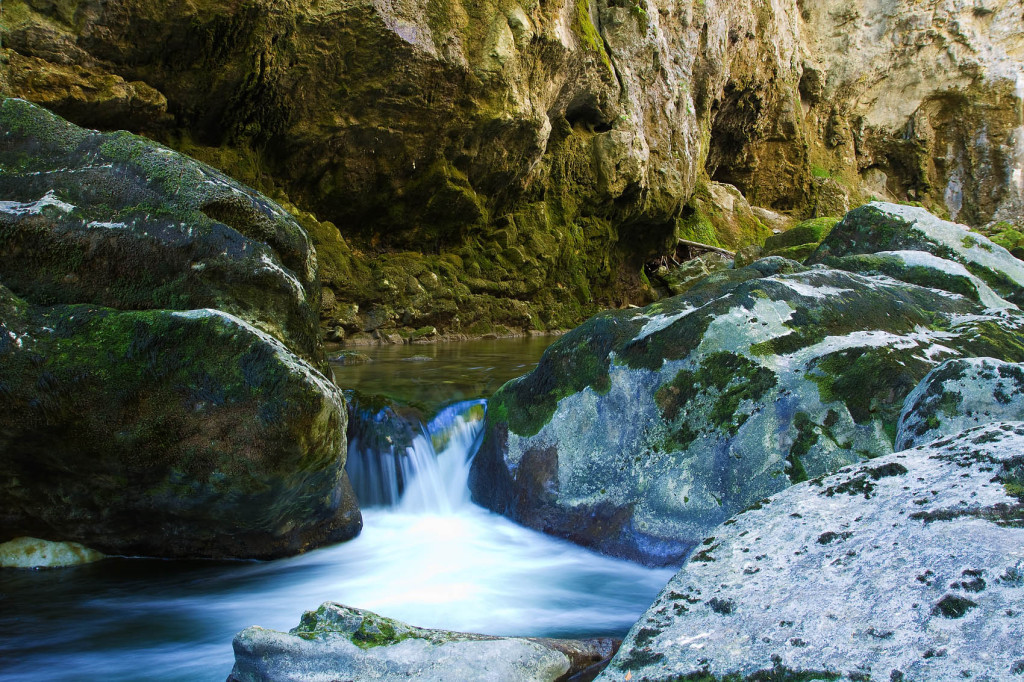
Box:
[229,603,619,682]
[897,358,1024,450]
[471,241,1024,565]
[599,423,1024,681]
[0,536,104,569]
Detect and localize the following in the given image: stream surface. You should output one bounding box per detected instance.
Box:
[0,338,674,681]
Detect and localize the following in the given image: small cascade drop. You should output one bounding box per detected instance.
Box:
[345,398,487,512]
[1013,73,1024,193]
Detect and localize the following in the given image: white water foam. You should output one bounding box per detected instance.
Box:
[0,400,674,681]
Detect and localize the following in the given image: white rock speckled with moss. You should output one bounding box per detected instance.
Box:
[599,423,1024,682]
[897,358,1024,450]
[229,603,573,682]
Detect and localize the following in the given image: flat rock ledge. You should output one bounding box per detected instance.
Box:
[599,422,1024,682]
[228,603,619,682]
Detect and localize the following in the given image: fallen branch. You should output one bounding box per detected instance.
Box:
[676,238,735,258]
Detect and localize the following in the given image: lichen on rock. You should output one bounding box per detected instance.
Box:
[229,602,617,682]
[471,228,1024,564]
[0,536,104,569]
[599,422,1024,681]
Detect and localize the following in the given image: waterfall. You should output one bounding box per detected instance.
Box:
[1013,73,1024,193]
[345,398,487,513]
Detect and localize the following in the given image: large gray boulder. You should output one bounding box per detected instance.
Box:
[599,422,1024,682]
[896,358,1024,450]
[471,254,1024,565]
[229,603,618,682]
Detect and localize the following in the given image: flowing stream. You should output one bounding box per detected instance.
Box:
[0,338,674,681]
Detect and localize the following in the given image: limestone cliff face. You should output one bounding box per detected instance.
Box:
[1,0,1021,337]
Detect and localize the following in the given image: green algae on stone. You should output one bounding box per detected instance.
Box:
[472,247,1024,565]
[0,290,360,559]
[0,98,325,366]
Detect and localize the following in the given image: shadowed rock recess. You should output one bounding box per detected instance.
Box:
[470,203,1024,566]
[1,0,1021,337]
[0,99,361,559]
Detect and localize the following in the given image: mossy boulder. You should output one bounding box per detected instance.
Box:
[896,358,1024,450]
[761,216,839,263]
[0,287,360,559]
[0,98,324,367]
[650,253,732,298]
[599,422,1024,681]
[471,251,1024,565]
[822,251,1015,310]
[229,602,618,682]
[810,202,1024,307]
[986,223,1024,260]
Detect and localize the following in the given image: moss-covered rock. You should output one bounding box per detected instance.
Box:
[896,358,1024,450]
[821,251,1014,310]
[0,286,360,559]
[229,602,618,682]
[5,0,1018,336]
[763,217,839,255]
[809,202,1024,307]
[599,422,1024,681]
[0,536,104,568]
[0,98,324,366]
[471,245,1024,565]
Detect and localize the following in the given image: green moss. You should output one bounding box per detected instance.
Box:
[495,310,641,437]
[764,217,839,252]
[787,412,816,483]
[655,353,777,437]
[0,98,90,148]
[573,0,613,71]
[810,345,927,432]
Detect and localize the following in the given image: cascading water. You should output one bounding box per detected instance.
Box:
[346,398,487,514]
[0,393,674,682]
[1013,73,1024,194]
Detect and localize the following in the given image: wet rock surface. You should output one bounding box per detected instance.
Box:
[599,423,1024,681]
[472,205,1024,566]
[229,602,619,682]
[0,101,360,559]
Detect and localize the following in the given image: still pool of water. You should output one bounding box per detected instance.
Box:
[329,335,556,411]
[0,338,675,681]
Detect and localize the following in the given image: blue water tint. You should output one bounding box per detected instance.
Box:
[0,395,673,681]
